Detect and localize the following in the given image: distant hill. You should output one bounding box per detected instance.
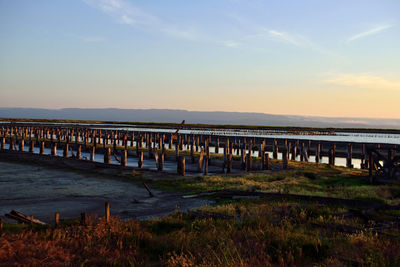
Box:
[0,107,399,129]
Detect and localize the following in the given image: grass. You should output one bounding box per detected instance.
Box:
[1,158,400,266]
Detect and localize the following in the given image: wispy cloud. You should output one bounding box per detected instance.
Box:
[325,74,400,91]
[82,36,106,43]
[267,30,303,46]
[347,24,393,42]
[83,0,157,26]
[83,0,202,42]
[222,40,240,48]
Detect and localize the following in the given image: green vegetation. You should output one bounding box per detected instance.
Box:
[1,160,400,266]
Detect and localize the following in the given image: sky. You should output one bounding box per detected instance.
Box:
[0,0,399,118]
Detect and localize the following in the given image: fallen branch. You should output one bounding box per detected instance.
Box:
[5,210,48,226]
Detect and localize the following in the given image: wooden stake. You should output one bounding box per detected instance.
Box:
[105,201,110,223]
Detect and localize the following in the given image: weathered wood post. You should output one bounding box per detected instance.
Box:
[63,143,69,158]
[328,148,334,166]
[190,139,195,163]
[121,149,127,167]
[89,145,95,161]
[198,149,204,172]
[302,143,309,162]
[29,140,34,153]
[51,142,57,156]
[346,143,353,168]
[1,136,5,151]
[177,156,185,176]
[175,136,179,161]
[104,147,111,164]
[105,201,110,223]
[300,142,305,161]
[158,153,164,171]
[227,154,233,173]
[315,143,321,164]
[282,149,288,169]
[245,153,252,172]
[138,151,143,168]
[40,141,45,155]
[369,152,374,183]
[19,138,24,152]
[204,156,209,175]
[76,144,81,159]
[263,152,270,170]
[215,137,220,153]
[55,212,60,227]
[241,144,246,170]
[273,139,278,159]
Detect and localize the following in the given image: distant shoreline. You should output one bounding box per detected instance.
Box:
[1,117,400,134]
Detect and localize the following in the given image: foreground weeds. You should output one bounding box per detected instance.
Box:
[1,161,400,266]
[1,199,399,266]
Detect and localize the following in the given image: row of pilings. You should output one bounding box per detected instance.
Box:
[0,123,398,175]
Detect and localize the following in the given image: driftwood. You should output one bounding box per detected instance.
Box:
[143,182,154,197]
[5,210,48,226]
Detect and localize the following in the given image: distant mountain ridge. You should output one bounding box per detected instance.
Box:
[0,107,399,129]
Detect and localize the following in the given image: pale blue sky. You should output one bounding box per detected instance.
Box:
[0,0,399,118]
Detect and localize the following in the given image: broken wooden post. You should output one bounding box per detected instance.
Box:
[282,149,288,169]
[55,212,60,227]
[346,143,353,168]
[263,152,270,170]
[204,156,209,175]
[300,143,305,161]
[121,149,127,167]
[138,151,143,168]
[105,201,110,223]
[51,142,57,156]
[177,156,185,176]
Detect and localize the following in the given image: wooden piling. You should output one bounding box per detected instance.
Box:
[204,156,209,175]
[346,143,353,168]
[282,149,288,169]
[19,139,24,152]
[138,151,143,168]
[55,212,60,227]
[104,147,111,164]
[76,144,81,159]
[29,140,34,153]
[90,146,95,162]
[51,142,57,156]
[227,154,233,173]
[158,153,164,171]
[198,149,204,172]
[40,141,45,155]
[315,143,320,164]
[121,149,127,166]
[178,156,185,176]
[105,201,110,223]
[63,143,69,158]
[273,139,278,159]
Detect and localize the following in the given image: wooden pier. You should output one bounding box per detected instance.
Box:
[0,123,398,176]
